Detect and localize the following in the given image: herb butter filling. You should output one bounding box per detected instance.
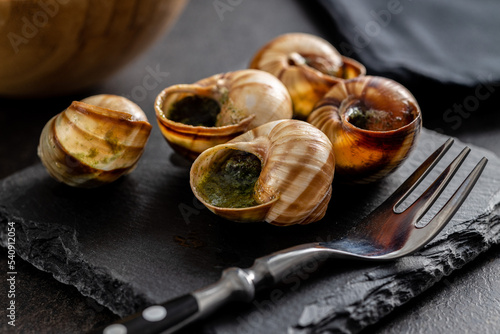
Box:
[168,95,220,127]
[198,150,262,208]
[347,105,414,131]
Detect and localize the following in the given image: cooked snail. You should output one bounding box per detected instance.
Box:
[155,69,293,160]
[38,94,152,188]
[307,76,422,184]
[249,32,366,119]
[190,119,335,226]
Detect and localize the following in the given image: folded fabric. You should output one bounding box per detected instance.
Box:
[316,0,500,87]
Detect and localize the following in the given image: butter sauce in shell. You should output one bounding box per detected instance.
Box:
[308,76,422,184]
[155,69,293,160]
[190,120,335,226]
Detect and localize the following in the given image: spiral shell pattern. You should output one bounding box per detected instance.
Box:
[308,76,422,184]
[190,119,335,226]
[38,95,152,188]
[249,33,366,119]
[155,69,293,160]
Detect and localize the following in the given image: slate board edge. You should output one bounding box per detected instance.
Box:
[0,208,150,317]
[289,204,500,334]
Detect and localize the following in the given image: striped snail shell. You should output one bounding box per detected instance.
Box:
[249,32,366,119]
[190,119,335,226]
[308,76,422,184]
[38,94,152,188]
[155,69,293,160]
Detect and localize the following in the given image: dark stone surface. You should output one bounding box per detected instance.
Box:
[1,1,500,333]
[1,127,499,334]
[369,243,500,334]
[0,247,119,334]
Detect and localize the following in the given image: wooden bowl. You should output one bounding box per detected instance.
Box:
[0,0,187,97]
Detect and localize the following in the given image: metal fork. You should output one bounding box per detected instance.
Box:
[96,139,487,334]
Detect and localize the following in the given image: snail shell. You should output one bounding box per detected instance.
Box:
[190,119,335,226]
[249,33,366,119]
[38,94,152,188]
[155,69,293,160]
[307,76,422,184]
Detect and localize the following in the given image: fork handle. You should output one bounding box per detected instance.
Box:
[95,294,198,334]
[94,243,329,334]
[93,267,254,334]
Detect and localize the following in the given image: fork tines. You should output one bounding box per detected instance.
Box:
[393,138,488,231]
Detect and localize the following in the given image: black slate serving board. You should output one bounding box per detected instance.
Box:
[1,128,499,334]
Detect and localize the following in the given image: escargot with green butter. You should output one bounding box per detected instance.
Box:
[155,69,293,160]
[190,119,335,226]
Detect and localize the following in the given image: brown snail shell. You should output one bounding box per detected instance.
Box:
[190,119,335,226]
[249,32,366,120]
[38,94,152,188]
[307,76,422,184]
[155,69,293,160]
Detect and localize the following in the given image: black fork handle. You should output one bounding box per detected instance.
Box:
[92,294,198,334]
[92,243,332,334]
